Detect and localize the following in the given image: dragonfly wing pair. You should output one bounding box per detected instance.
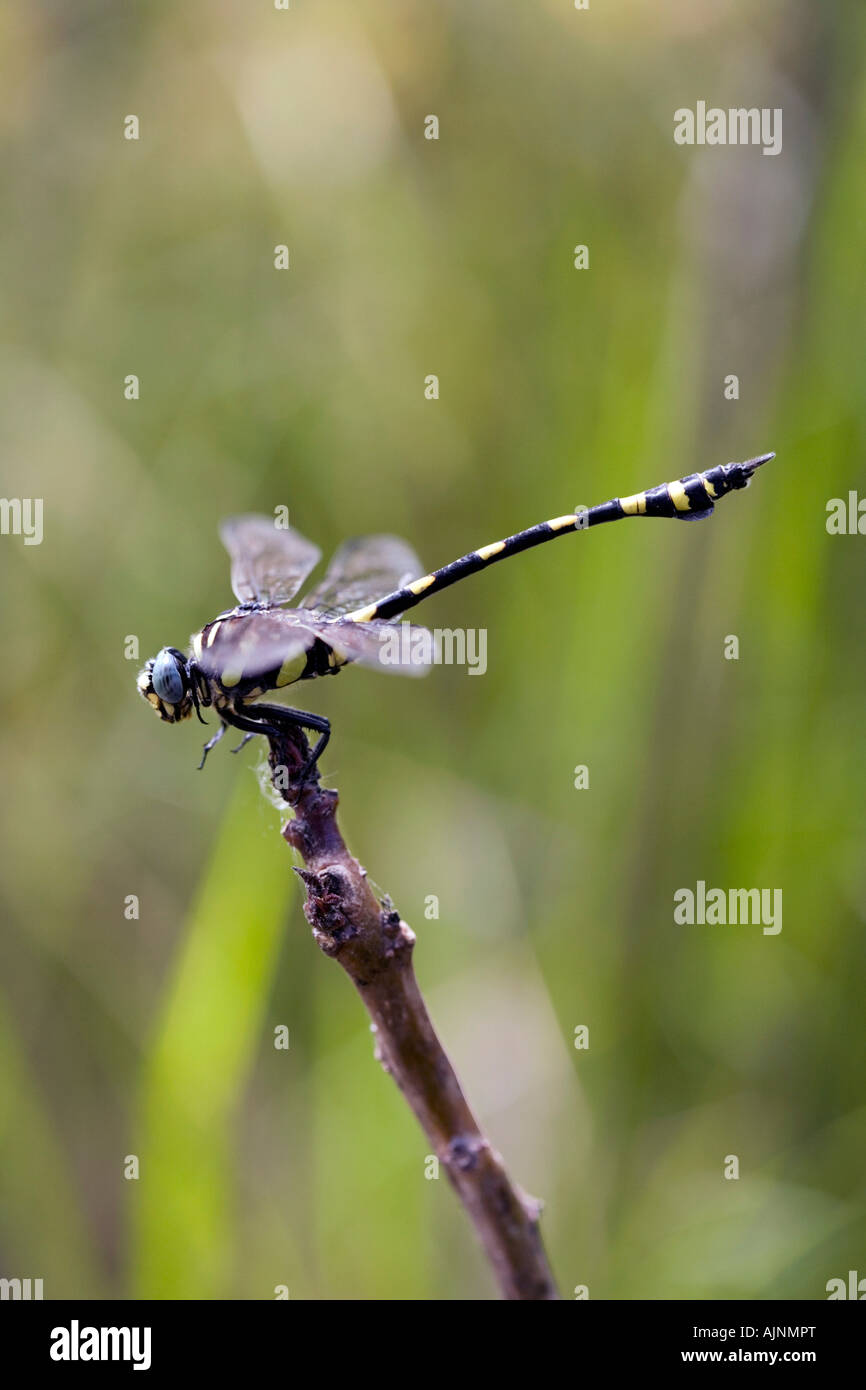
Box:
[212,516,432,679]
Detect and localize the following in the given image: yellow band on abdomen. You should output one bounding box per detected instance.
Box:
[667,480,691,512]
[619,492,647,515]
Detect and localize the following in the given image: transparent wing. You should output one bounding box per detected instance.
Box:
[300,535,423,617]
[194,610,433,682]
[220,515,321,607]
[321,617,434,677]
[195,610,320,681]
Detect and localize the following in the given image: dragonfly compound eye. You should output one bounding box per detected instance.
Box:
[151,649,186,705]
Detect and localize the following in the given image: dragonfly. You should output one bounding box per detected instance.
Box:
[138,452,774,789]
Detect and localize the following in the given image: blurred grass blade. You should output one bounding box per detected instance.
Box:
[133,774,291,1298]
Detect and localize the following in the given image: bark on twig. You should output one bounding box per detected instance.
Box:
[267,732,559,1301]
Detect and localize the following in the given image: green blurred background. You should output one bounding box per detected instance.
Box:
[1,0,864,1300]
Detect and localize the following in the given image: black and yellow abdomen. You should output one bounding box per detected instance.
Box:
[343,455,774,625]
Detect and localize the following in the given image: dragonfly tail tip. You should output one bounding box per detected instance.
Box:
[745,450,776,470]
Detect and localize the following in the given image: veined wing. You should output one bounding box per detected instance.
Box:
[220,515,321,607]
[195,609,433,682]
[300,535,423,618]
[195,610,320,683]
[320,616,433,676]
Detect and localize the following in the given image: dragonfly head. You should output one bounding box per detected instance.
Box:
[138,647,195,723]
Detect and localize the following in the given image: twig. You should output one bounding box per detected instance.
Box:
[266,731,559,1301]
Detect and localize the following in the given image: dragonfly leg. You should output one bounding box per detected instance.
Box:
[230,732,256,755]
[198,719,227,770]
[222,703,331,800]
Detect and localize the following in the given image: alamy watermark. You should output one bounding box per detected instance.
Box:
[377,621,487,676]
[50,1321,151,1371]
[826,493,866,534]
[674,103,782,157]
[826,1269,866,1299]
[674,880,782,936]
[0,1276,43,1299]
[0,497,43,545]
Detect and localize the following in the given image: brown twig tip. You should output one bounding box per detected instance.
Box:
[266,726,559,1301]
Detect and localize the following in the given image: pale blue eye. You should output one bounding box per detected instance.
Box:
[152,650,185,704]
